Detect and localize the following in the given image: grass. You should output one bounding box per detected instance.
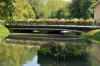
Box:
[0,24,9,39]
[85,29,100,44]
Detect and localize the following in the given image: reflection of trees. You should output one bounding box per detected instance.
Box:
[0,44,37,66]
[37,54,90,66]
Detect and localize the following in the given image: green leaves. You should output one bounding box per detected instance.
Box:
[70,0,98,18]
[28,0,66,18]
[13,0,35,20]
[0,0,97,21]
[38,42,88,57]
[0,0,14,21]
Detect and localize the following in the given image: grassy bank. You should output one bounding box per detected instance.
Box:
[85,29,100,44]
[0,25,9,39]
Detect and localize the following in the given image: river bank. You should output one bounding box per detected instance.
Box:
[85,29,100,65]
[0,25,9,40]
[85,29,100,44]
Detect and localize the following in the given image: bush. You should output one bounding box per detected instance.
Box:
[7,18,94,26]
[38,42,87,57]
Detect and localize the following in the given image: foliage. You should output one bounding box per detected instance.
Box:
[13,0,35,20]
[0,0,14,21]
[0,25,9,39]
[0,0,97,21]
[56,2,71,18]
[38,41,87,57]
[7,18,94,26]
[28,0,45,18]
[46,0,66,18]
[85,29,100,44]
[35,18,94,23]
[70,0,98,18]
[28,0,66,18]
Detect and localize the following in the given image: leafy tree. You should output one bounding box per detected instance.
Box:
[28,0,45,18]
[13,0,35,20]
[46,0,66,18]
[23,2,35,20]
[70,0,98,18]
[0,0,14,21]
[56,2,71,19]
[87,0,98,18]
[28,0,66,18]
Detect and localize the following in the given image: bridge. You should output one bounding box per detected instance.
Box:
[6,21,100,34]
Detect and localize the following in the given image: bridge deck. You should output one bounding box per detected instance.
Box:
[6,25,100,32]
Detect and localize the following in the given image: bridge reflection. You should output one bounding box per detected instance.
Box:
[5,34,87,45]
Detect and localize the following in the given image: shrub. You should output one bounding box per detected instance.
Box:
[38,42,87,57]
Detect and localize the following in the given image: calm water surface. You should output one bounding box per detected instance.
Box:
[0,34,100,66]
[0,43,92,66]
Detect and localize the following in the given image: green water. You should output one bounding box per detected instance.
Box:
[0,43,99,66]
[0,44,37,66]
[0,34,100,66]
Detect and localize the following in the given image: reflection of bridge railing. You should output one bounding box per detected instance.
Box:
[6,34,85,43]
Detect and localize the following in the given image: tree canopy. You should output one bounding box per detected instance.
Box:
[70,0,98,18]
[0,0,99,21]
[13,0,35,20]
[0,0,14,21]
[28,0,66,18]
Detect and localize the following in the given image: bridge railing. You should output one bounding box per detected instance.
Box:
[6,20,100,26]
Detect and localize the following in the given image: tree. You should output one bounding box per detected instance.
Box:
[13,0,35,20]
[24,3,35,20]
[87,0,98,18]
[28,0,66,18]
[46,0,66,18]
[0,0,14,21]
[56,2,71,19]
[28,0,45,18]
[70,0,98,18]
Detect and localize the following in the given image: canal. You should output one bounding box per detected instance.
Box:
[0,33,100,66]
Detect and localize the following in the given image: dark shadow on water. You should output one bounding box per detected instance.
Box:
[37,54,91,66]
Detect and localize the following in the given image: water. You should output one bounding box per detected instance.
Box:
[0,34,100,66]
[0,44,90,66]
[23,55,89,66]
